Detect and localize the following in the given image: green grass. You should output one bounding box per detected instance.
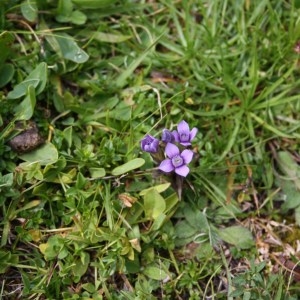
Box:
[1,0,300,299]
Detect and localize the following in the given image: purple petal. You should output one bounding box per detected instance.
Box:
[181,149,194,164]
[151,139,159,151]
[141,134,159,153]
[145,139,159,152]
[177,120,190,135]
[189,127,198,141]
[159,159,174,173]
[165,143,179,158]
[172,130,179,143]
[175,165,190,177]
[162,129,174,143]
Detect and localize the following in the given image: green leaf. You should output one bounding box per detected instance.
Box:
[151,213,166,231]
[89,167,106,178]
[184,205,208,231]
[249,112,295,139]
[21,0,38,22]
[7,62,47,99]
[40,235,67,260]
[70,10,87,25]
[108,102,132,121]
[144,189,166,219]
[277,151,300,189]
[56,0,87,25]
[165,193,179,214]
[111,158,145,176]
[72,252,90,281]
[92,31,132,43]
[0,250,19,274]
[0,63,15,88]
[278,178,300,211]
[55,33,89,63]
[14,200,41,216]
[82,283,96,293]
[71,0,117,9]
[14,85,36,120]
[139,183,171,196]
[174,220,198,240]
[57,0,73,16]
[218,226,254,249]
[19,142,59,165]
[63,126,73,148]
[143,264,168,281]
[0,173,13,188]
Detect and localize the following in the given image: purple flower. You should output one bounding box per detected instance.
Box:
[161,129,174,143]
[172,120,198,146]
[141,135,159,153]
[159,143,193,177]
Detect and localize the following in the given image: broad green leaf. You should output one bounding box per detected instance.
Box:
[40,235,68,260]
[7,62,47,99]
[81,283,95,293]
[21,0,38,22]
[47,168,77,184]
[0,250,19,274]
[71,0,117,9]
[8,79,39,100]
[125,255,140,274]
[218,226,254,249]
[72,252,90,281]
[174,221,198,247]
[215,201,242,220]
[143,264,168,281]
[151,213,166,231]
[277,178,300,211]
[19,142,58,165]
[184,206,208,231]
[63,126,73,148]
[277,151,300,189]
[0,63,14,88]
[57,0,73,16]
[108,102,132,121]
[276,151,300,211]
[70,10,87,25]
[0,173,13,188]
[14,85,36,120]
[174,220,198,240]
[56,0,87,25]
[165,193,179,214]
[111,158,145,176]
[89,167,106,178]
[139,183,171,196]
[55,33,89,63]
[92,31,132,43]
[144,189,166,219]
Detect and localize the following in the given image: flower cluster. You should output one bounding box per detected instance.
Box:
[140,120,197,177]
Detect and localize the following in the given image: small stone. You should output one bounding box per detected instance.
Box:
[8,121,44,153]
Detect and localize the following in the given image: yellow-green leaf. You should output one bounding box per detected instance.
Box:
[112,158,145,176]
